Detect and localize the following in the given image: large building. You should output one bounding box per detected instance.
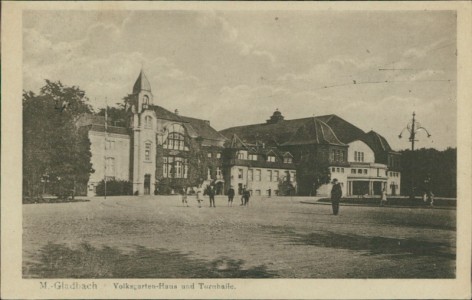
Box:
[80,71,401,197]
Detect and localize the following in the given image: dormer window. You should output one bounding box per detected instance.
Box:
[284,157,293,164]
[248,154,258,161]
[267,156,276,162]
[142,95,149,109]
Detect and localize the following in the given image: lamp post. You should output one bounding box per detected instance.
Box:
[398,112,432,199]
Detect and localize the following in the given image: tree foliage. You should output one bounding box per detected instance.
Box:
[400,147,456,198]
[296,150,331,196]
[23,80,94,200]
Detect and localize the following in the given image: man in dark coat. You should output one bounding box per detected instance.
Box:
[227,186,235,207]
[331,178,342,215]
[243,189,251,206]
[208,185,216,208]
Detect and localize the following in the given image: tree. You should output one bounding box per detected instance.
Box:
[296,150,331,196]
[400,147,456,198]
[23,80,94,200]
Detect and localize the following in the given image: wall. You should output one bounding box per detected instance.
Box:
[88,131,130,196]
[347,140,375,163]
[230,166,296,196]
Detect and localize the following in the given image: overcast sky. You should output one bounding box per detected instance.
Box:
[23,10,456,150]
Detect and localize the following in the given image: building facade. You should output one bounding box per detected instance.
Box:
[81,71,401,197]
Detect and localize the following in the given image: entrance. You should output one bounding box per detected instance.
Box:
[373,182,382,195]
[144,174,151,195]
[215,181,224,195]
[352,181,369,196]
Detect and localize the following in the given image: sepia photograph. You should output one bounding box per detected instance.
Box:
[2,1,471,299]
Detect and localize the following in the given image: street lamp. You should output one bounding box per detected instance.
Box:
[398,112,432,199]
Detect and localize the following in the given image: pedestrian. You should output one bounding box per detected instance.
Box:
[330,178,342,215]
[181,187,189,207]
[196,185,203,208]
[243,189,251,206]
[240,186,246,206]
[208,185,216,207]
[227,186,235,207]
[380,187,388,206]
[428,191,435,207]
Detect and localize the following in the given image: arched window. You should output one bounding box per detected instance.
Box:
[163,124,188,151]
[163,156,188,178]
[144,116,153,129]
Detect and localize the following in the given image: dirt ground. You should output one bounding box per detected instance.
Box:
[22,195,456,278]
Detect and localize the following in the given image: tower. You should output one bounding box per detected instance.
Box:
[130,69,156,195]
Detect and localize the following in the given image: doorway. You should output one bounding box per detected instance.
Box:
[144,174,151,195]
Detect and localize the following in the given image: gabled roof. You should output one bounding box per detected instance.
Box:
[180,116,227,146]
[282,118,345,146]
[226,134,249,149]
[133,70,152,94]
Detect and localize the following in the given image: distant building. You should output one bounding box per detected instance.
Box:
[80,71,401,197]
[220,111,401,196]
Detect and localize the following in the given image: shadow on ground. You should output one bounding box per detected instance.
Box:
[23,242,277,278]
[289,231,455,260]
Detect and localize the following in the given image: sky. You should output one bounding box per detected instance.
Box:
[23,10,457,151]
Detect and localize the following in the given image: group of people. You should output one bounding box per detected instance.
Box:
[179,185,251,208]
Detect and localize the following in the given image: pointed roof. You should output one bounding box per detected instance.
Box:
[133,70,152,94]
[282,118,345,146]
[179,115,227,147]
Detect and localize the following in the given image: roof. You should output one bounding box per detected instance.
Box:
[316,114,365,144]
[363,130,393,153]
[282,118,345,146]
[148,105,183,122]
[133,70,152,94]
[179,116,227,146]
[219,116,346,147]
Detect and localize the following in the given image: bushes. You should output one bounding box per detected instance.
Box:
[95,179,132,196]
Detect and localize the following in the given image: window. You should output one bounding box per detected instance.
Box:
[363,169,367,175]
[377,168,380,177]
[336,168,340,173]
[341,168,344,173]
[163,124,188,151]
[255,169,261,181]
[248,154,257,161]
[237,151,246,160]
[144,116,152,129]
[332,167,336,173]
[145,142,151,161]
[163,156,188,178]
[216,153,221,159]
[105,140,115,150]
[207,153,212,158]
[105,157,115,176]
[351,169,356,174]
[358,169,362,174]
[216,167,222,179]
[274,171,279,182]
[238,168,243,179]
[267,170,272,182]
[248,169,253,181]
[142,95,149,109]
[267,156,276,162]
[284,157,293,164]
[354,151,365,162]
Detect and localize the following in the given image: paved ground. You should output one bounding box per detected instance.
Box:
[23,195,456,278]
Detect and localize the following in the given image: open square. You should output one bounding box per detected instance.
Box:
[23,196,455,278]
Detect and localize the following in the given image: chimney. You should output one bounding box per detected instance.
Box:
[174,109,179,115]
[204,120,210,125]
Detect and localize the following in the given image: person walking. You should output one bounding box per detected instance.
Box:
[331,178,342,215]
[181,187,189,207]
[227,186,235,207]
[243,189,251,206]
[208,185,216,208]
[196,185,203,208]
[380,187,388,206]
[240,186,246,206]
